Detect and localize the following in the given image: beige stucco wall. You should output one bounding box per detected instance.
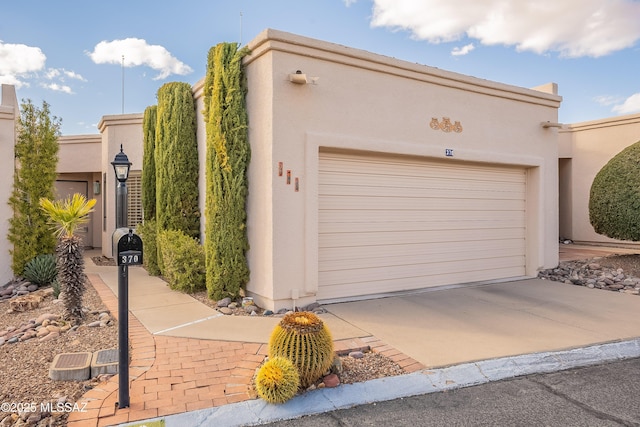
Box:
[558,113,640,246]
[57,135,103,248]
[238,29,562,310]
[98,114,144,257]
[0,85,18,283]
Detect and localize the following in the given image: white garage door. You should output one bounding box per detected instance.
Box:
[318,151,527,301]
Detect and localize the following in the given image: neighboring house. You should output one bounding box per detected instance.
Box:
[0,29,638,309]
[558,114,640,247]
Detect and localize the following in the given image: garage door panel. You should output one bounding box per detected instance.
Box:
[318,151,527,301]
[321,246,525,271]
[320,228,525,248]
[320,239,526,262]
[320,219,525,233]
[319,184,525,201]
[320,256,525,285]
[321,156,526,184]
[319,195,525,211]
[320,209,523,223]
[320,172,526,192]
[319,265,527,300]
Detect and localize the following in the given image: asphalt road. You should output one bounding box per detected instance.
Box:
[260,357,640,427]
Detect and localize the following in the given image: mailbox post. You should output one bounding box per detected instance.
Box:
[112,228,143,409]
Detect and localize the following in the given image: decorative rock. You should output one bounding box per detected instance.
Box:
[7,337,19,344]
[263,310,274,316]
[217,297,232,308]
[323,373,340,388]
[228,302,239,309]
[218,307,233,315]
[349,351,365,359]
[303,302,320,312]
[87,321,102,328]
[46,325,61,334]
[26,284,38,292]
[244,305,257,314]
[98,312,111,321]
[39,331,59,341]
[36,329,50,338]
[36,313,59,324]
[277,308,289,315]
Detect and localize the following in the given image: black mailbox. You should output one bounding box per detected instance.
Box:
[112,228,143,266]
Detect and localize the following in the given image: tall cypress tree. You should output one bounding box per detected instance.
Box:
[155,82,200,239]
[142,105,157,222]
[204,43,251,300]
[8,99,60,275]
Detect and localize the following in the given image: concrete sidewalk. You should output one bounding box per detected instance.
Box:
[70,244,640,426]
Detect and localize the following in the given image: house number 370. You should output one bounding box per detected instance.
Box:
[121,254,140,265]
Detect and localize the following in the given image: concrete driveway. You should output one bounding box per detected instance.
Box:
[325,278,640,368]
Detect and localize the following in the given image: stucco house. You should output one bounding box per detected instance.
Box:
[1,29,639,310]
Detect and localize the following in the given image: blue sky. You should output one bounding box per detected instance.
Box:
[2,0,639,135]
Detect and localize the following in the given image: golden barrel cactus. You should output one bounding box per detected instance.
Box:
[268,312,334,388]
[255,356,300,404]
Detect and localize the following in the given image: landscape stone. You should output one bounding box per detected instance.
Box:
[217,297,232,308]
[323,373,340,388]
[219,307,233,315]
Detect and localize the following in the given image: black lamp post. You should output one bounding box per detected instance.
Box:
[111,144,132,408]
[111,144,131,229]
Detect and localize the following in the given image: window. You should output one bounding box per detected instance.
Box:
[127,171,143,227]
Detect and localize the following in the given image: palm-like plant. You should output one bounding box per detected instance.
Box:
[40,193,96,324]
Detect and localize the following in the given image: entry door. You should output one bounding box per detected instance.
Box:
[54,181,92,247]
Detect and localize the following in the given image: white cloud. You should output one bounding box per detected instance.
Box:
[451,43,475,56]
[368,0,640,57]
[594,95,623,107]
[0,40,46,88]
[41,82,73,94]
[87,38,193,80]
[343,0,358,6]
[612,93,640,114]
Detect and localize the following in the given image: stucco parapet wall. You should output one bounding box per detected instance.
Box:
[562,112,640,133]
[97,113,143,132]
[0,106,16,120]
[244,28,562,108]
[58,134,102,144]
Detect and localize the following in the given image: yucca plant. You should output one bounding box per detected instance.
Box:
[255,356,300,404]
[40,193,96,324]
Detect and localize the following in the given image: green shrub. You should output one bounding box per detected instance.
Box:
[142,105,157,222]
[155,82,200,239]
[157,229,205,292]
[255,356,300,404]
[9,100,60,275]
[136,220,160,276]
[23,254,57,286]
[589,140,640,241]
[204,42,251,300]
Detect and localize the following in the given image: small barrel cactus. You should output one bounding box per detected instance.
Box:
[255,356,300,404]
[269,311,334,388]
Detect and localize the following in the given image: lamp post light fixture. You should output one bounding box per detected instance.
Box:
[111,144,132,229]
[110,144,132,408]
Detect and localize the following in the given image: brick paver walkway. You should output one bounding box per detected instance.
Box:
[67,274,424,426]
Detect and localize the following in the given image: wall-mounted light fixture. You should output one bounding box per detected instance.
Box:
[541,121,563,128]
[93,181,101,195]
[289,70,307,84]
[288,70,319,85]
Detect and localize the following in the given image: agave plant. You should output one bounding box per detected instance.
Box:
[40,193,96,324]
